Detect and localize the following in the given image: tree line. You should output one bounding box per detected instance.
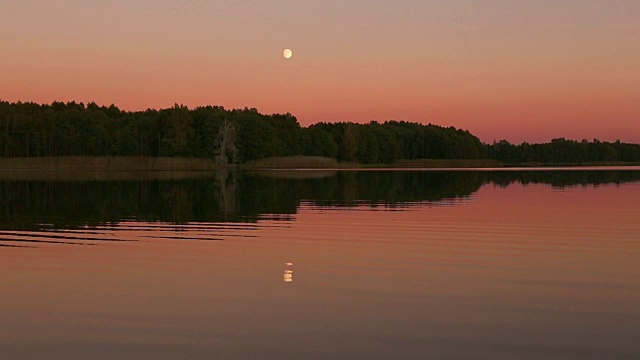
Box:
[487,138,640,164]
[1,100,638,164]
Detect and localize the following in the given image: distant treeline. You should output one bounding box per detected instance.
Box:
[488,138,640,164]
[0,100,485,163]
[1,100,639,164]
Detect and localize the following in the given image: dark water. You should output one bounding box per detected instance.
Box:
[1,168,639,359]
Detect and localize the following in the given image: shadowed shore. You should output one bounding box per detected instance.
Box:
[0,156,219,171]
[2,156,639,173]
[0,169,218,181]
[2,156,498,171]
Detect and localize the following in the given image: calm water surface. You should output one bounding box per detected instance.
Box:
[1,169,639,359]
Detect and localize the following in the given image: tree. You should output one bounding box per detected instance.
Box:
[214,119,238,165]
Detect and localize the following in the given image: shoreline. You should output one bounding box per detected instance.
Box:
[1,156,639,172]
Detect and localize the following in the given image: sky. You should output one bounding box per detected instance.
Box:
[1,0,639,143]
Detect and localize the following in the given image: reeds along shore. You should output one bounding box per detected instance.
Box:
[0,156,337,171]
[1,156,638,172]
[0,156,218,171]
[242,156,339,169]
[0,156,499,171]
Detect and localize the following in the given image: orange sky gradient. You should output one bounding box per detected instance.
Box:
[1,1,639,143]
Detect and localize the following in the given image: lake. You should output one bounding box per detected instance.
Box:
[1,168,639,360]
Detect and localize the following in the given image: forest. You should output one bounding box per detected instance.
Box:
[1,100,639,164]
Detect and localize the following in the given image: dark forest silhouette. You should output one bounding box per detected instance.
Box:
[1,100,639,164]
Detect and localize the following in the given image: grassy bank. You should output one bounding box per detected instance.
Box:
[1,156,638,172]
[501,161,640,167]
[0,156,219,171]
[242,156,339,169]
[0,169,218,181]
[391,159,504,168]
[247,170,338,179]
[244,157,640,169]
[243,157,504,169]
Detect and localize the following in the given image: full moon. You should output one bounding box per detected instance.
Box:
[283,49,293,59]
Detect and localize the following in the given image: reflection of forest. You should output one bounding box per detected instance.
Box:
[1,170,639,230]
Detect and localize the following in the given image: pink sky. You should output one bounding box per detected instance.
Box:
[1,1,639,143]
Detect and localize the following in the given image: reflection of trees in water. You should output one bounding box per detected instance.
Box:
[302,171,484,207]
[0,170,639,230]
[488,170,640,188]
[216,169,237,217]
